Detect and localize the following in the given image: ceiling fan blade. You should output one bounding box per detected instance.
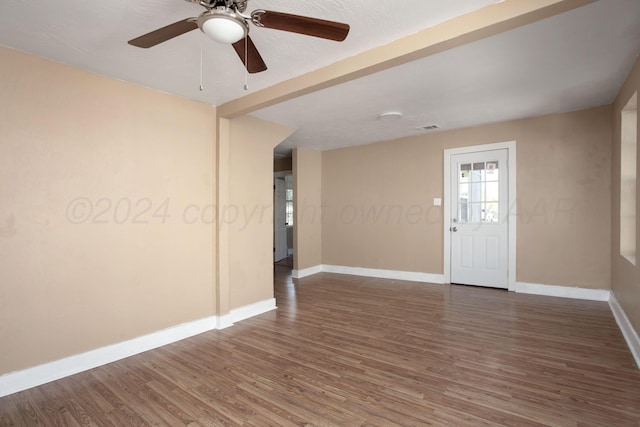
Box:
[128,19,198,48]
[232,36,268,74]
[253,10,349,42]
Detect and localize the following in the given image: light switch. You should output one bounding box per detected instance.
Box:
[433,198,442,206]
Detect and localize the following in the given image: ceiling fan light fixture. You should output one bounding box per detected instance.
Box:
[199,10,248,44]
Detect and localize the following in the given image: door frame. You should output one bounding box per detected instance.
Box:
[443,141,517,291]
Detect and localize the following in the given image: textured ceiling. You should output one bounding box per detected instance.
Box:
[0,0,496,106]
[0,0,638,157]
[254,0,640,155]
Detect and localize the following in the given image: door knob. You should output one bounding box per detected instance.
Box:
[450,226,458,232]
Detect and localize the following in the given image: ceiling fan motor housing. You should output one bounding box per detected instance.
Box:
[234,1,248,12]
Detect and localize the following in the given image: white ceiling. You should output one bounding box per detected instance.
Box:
[0,0,639,156]
[255,0,640,155]
[0,0,496,105]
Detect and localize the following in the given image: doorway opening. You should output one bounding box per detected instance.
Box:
[274,171,293,268]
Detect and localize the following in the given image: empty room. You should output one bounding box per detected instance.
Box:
[1,0,640,425]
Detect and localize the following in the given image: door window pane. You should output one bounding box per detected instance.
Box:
[485,182,499,202]
[472,163,485,182]
[470,183,482,203]
[459,163,471,183]
[470,202,483,223]
[458,160,500,223]
[484,202,499,223]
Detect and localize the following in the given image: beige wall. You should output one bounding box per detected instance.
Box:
[227,115,292,309]
[293,148,323,271]
[0,46,216,375]
[322,106,612,289]
[612,57,640,333]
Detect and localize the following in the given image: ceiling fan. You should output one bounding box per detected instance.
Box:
[128,0,350,74]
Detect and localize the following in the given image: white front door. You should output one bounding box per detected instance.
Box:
[450,149,508,288]
[274,177,287,262]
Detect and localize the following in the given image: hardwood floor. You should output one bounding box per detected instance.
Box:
[1,266,639,426]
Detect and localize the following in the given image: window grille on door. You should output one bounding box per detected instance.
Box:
[457,161,500,224]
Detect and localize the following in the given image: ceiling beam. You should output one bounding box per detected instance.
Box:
[218,0,596,118]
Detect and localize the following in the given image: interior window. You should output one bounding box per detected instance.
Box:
[620,92,637,265]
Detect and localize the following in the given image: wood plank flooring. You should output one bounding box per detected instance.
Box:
[1,265,639,426]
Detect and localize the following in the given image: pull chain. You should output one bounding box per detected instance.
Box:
[199,32,204,91]
[199,32,249,92]
[243,36,249,91]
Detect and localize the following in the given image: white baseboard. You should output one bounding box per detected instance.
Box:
[292,265,322,279]
[217,313,235,330]
[322,265,446,284]
[609,293,640,369]
[0,316,216,398]
[0,298,276,398]
[229,298,277,324]
[293,264,446,283]
[515,282,610,301]
[294,268,607,300]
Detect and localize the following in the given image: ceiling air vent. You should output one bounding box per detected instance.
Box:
[417,124,439,131]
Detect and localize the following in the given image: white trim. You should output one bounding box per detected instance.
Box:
[609,293,640,369]
[217,314,235,330]
[0,316,216,398]
[515,281,610,301]
[292,265,322,278]
[229,298,277,323]
[443,141,517,291]
[507,144,517,292]
[0,297,277,398]
[322,265,445,284]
